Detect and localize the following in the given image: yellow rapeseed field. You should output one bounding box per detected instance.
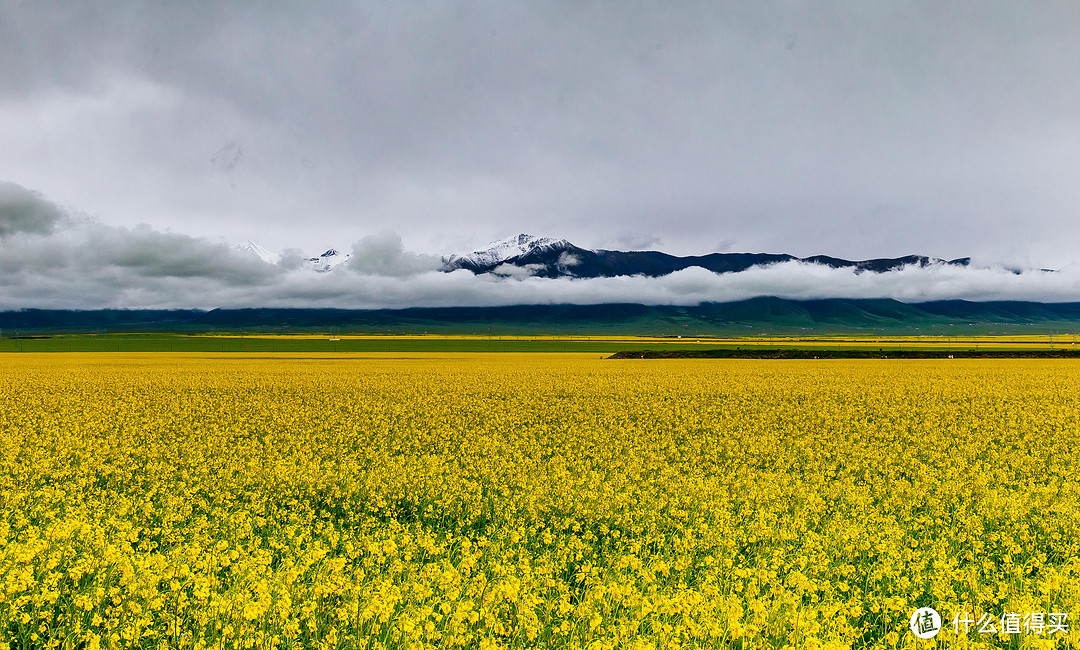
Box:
[0,352,1078,649]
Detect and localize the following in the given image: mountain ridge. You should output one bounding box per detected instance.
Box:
[234,233,975,278]
[5,299,1080,336]
[440,234,972,278]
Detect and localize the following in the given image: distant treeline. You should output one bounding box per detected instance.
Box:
[4,298,1080,336]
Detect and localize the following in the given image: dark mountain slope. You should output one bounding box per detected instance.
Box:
[5,299,1080,335]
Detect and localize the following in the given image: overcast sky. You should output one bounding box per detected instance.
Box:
[2,2,1080,309]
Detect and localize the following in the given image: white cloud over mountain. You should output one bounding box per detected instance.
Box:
[2,181,1080,310]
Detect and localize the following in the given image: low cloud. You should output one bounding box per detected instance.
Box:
[557,252,580,267]
[0,186,282,309]
[82,225,276,283]
[348,230,441,277]
[7,250,1080,311]
[492,263,544,279]
[1,221,274,281]
[2,185,1080,310]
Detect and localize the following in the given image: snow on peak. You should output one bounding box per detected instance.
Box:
[237,235,579,274]
[232,240,280,264]
[305,247,351,272]
[233,240,354,272]
[448,234,572,267]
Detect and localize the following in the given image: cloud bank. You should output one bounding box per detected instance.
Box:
[2,182,1080,311]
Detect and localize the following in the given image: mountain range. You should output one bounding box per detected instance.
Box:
[234,233,973,278]
[233,240,351,272]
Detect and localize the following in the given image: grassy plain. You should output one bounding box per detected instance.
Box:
[1,353,1078,649]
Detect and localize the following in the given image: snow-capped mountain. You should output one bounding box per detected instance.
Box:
[442,234,575,270]
[235,234,972,279]
[442,234,971,279]
[233,241,351,272]
[232,240,280,265]
[304,248,351,272]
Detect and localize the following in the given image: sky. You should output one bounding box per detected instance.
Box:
[2,2,1080,309]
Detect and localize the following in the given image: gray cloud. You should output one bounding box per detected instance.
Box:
[0,181,64,237]
[348,230,441,277]
[0,191,282,309]
[1,222,273,282]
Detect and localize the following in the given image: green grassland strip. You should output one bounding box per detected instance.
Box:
[3,334,1080,354]
[609,348,1080,359]
[0,336,649,354]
